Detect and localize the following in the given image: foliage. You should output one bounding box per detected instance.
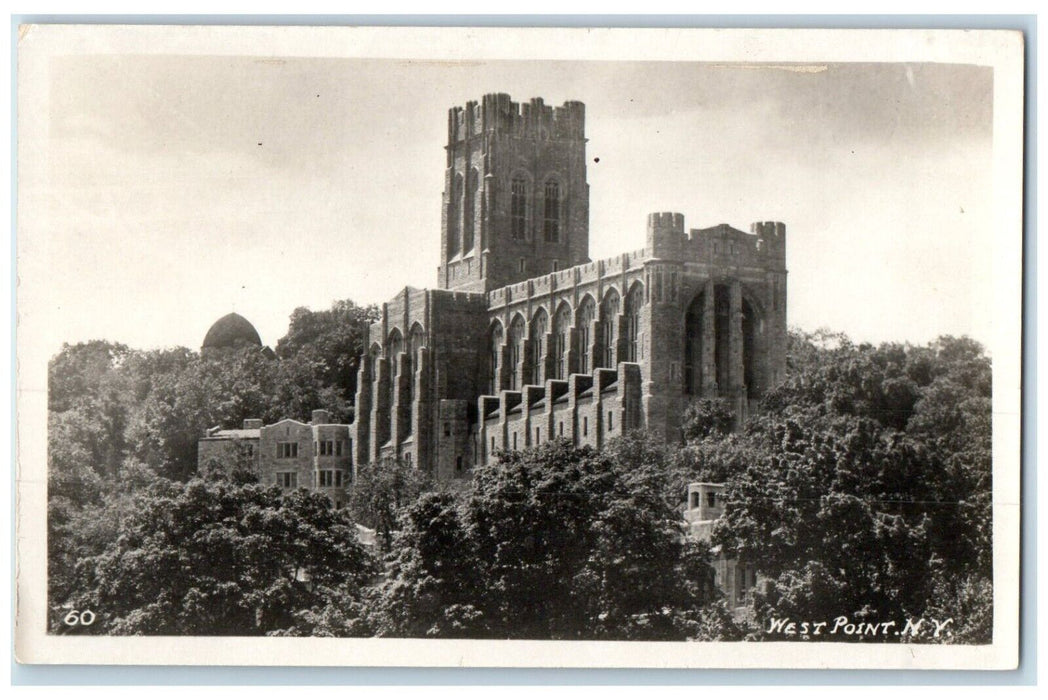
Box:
[347,458,434,552]
[275,299,380,400]
[681,399,736,442]
[46,322,993,642]
[63,474,377,636]
[713,333,993,642]
[378,441,718,640]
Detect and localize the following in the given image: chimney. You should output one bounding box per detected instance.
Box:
[311,409,332,425]
[243,419,263,430]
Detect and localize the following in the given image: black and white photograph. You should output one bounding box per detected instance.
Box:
[14,25,1023,669]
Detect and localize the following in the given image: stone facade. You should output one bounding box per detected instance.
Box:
[684,482,757,609]
[355,94,787,481]
[201,93,788,495]
[198,410,352,507]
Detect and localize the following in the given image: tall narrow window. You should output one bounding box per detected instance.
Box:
[387,330,404,415]
[508,316,526,391]
[489,322,504,394]
[551,304,572,379]
[576,296,596,375]
[543,180,560,243]
[599,289,620,369]
[464,168,478,252]
[448,173,463,256]
[530,309,549,385]
[624,284,644,363]
[511,177,527,240]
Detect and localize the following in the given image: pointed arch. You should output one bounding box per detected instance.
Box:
[448,172,463,256]
[386,328,404,375]
[529,307,550,385]
[624,281,645,363]
[684,290,706,396]
[575,294,597,374]
[598,287,621,369]
[550,301,573,379]
[489,319,505,394]
[740,287,766,400]
[464,167,479,252]
[507,313,527,391]
[405,323,426,404]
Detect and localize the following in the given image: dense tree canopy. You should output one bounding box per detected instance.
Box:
[347,458,433,552]
[47,301,378,632]
[379,440,720,641]
[711,333,993,642]
[65,473,377,636]
[275,299,380,399]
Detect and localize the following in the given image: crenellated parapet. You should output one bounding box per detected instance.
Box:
[448,94,586,144]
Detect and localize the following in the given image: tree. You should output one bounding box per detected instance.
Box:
[375,492,483,638]
[379,441,718,640]
[65,474,377,636]
[275,299,380,400]
[48,340,131,413]
[347,458,433,551]
[712,334,993,642]
[681,398,735,441]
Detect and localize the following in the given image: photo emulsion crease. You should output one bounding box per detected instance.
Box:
[15,26,1023,669]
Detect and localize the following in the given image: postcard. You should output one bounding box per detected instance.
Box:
[15,24,1024,669]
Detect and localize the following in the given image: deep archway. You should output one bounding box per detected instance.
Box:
[684,291,705,396]
[742,296,760,399]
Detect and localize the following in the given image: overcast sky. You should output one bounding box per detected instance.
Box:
[37,57,993,354]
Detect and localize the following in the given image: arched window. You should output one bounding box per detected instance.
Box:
[464,168,479,252]
[387,330,404,378]
[510,177,527,240]
[551,303,572,379]
[576,295,596,375]
[742,296,759,399]
[406,324,425,403]
[387,329,404,411]
[448,173,463,256]
[624,283,644,363]
[599,289,620,369]
[489,321,504,394]
[684,292,705,396]
[543,180,560,243]
[529,308,549,385]
[508,315,526,391]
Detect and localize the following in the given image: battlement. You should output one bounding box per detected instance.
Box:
[750,221,786,239]
[486,247,648,308]
[448,93,586,144]
[648,212,685,236]
[647,212,687,258]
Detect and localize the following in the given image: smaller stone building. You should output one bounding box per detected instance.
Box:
[684,482,757,609]
[197,409,353,508]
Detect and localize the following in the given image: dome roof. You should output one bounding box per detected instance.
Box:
[202,312,262,350]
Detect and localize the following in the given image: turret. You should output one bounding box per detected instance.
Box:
[647,212,685,259]
[750,220,787,261]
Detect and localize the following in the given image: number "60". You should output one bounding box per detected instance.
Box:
[63,610,96,626]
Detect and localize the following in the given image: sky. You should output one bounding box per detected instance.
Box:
[32,56,994,354]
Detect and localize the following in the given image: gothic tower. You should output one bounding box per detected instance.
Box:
[437,94,590,293]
